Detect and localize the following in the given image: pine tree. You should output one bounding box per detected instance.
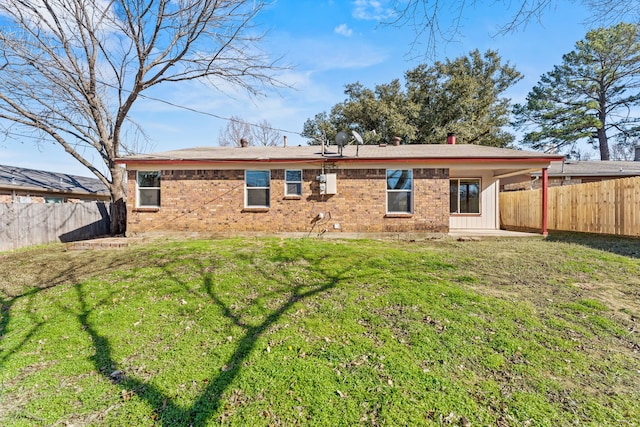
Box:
[513,23,640,160]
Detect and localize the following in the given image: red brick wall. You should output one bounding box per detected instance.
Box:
[126,167,450,235]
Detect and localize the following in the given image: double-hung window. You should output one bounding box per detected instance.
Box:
[285,170,302,197]
[450,178,480,214]
[386,169,413,213]
[137,171,161,208]
[245,170,270,208]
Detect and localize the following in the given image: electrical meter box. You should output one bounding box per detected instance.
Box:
[317,173,337,195]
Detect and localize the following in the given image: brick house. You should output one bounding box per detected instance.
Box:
[0,164,110,203]
[116,144,562,236]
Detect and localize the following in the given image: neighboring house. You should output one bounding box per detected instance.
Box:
[116,143,562,236]
[0,164,110,203]
[501,158,640,191]
[531,159,640,189]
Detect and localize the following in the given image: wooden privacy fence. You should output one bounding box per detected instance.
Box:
[500,176,640,237]
[0,202,111,251]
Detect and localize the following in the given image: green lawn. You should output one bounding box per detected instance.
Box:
[1,234,639,426]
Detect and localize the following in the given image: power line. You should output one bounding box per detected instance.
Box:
[0,128,98,152]
[0,73,311,150]
[134,90,305,137]
[89,76,307,138]
[1,81,310,151]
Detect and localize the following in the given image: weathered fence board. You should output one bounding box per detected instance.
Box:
[500,177,640,237]
[0,202,111,251]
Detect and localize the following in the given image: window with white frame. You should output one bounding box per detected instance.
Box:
[245,170,270,208]
[137,171,161,208]
[285,170,302,196]
[450,178,480,214]
[386,169,413,213]
[44,197,64,204]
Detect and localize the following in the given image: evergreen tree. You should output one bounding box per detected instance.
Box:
[327,81,418,145]
[407,49,521,146]
[302,50,520,147]
[513,23,640,160]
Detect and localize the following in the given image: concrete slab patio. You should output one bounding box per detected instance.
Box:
[448,229,543,239]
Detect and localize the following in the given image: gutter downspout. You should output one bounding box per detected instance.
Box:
[541,167,549,236]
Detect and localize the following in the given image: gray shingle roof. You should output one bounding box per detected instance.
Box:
[532,160,640,177]
[118,144,563,162]
[0,164,110,196]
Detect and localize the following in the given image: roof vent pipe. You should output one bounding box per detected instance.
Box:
[447,132,456,145]
[391,136,402,146]
[283,135,288,147]
[635,145,640,161]
[240,138,249,148]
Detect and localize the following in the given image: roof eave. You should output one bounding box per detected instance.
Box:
[0,183,110,197]
[116,156,563,166]
[532,172,640,177]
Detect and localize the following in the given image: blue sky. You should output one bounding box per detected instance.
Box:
[0,0,593,178]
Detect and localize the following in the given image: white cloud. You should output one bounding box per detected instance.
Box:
[285,37,389,72]
[352,0,394,21]
[334,23,353,37]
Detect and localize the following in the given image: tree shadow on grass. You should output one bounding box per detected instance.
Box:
[74,240,363,426]
[0,253,136,366]
[0,288,46,367]
[546,231,640,259]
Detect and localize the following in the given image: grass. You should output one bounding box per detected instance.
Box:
[0,233,639,426]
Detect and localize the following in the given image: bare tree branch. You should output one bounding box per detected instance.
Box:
[584,0,640,26]
[218,115,251,146]
[386,0,640,58]
[251,119,281,146]
[0,0,288,234]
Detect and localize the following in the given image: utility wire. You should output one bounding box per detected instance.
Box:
[91,77,307,137]
[133,90,305,137]
[0,128,99,152]
[1,75,310,147]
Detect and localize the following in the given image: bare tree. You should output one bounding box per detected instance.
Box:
[584,0,640,25]
[567,147,593,161]
[387,0,640,57]
[251,119,281,146]
[0,0,285,234]
[218,116,252,147]
[611,141,638,160]
[386,0,552,56]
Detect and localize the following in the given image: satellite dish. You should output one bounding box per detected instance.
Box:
[334,131,349,156]
[352,130,364,157]
[335,131,349,147]
[352,130,363,145]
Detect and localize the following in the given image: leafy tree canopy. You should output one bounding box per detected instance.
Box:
[407,49,522,147]
[302,49,521,147]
